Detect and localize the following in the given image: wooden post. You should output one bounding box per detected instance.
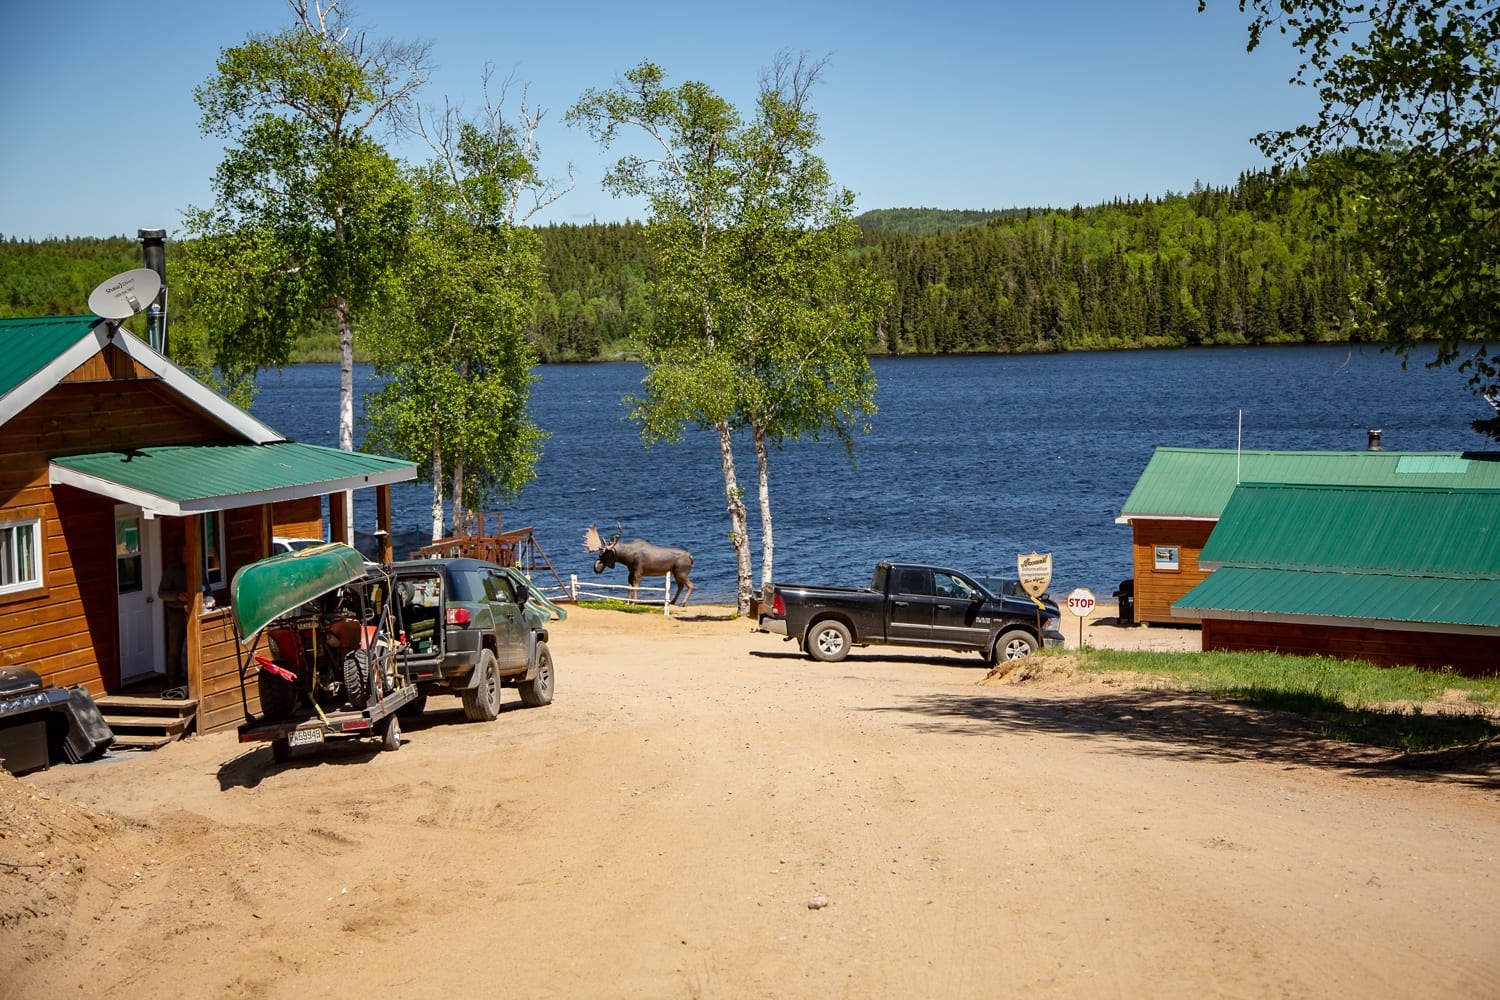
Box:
[376,484,393,564]
[183,515,205,727]
[258,504,272,561]
[328,491,349,545]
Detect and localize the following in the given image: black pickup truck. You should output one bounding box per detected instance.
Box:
[758,561,1064,664]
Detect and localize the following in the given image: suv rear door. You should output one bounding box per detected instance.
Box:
[482,567,528,670]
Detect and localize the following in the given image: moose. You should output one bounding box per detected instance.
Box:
[583,523,694,605]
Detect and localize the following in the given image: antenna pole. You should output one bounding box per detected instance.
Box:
[1237,409,1243,484]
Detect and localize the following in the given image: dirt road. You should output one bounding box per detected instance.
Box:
[4,607,1498,998]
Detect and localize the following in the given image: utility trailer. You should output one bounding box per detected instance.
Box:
[232,544,418,763]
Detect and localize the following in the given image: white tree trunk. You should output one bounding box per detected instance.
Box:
[430,439,445,543]
[450,457,466,535]
[717,418,753,616]
[336,294,357,544]
[753,422,774,597]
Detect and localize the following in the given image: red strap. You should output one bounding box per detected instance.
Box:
[253,653,297,682]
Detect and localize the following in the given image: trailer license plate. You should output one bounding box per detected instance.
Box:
[290,728,324,747]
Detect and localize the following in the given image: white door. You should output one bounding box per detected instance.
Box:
[115,507,162,683]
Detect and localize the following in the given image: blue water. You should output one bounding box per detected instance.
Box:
[251,344,1494,604]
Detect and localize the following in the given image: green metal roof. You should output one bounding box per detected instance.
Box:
[50,441,416,516]
[1118,447,1500,521]
[1175,483,1500,627]
[1175,566,1500,628]
[1198,484,1500,575]
[0,315,102,399]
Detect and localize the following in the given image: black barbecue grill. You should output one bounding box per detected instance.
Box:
[0,666,114,774]
[0,666,70,775]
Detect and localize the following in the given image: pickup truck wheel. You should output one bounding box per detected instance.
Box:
[807,620,852,663]
[994,629,1038,662]
[462,650,502,722]
[518,640,554,707]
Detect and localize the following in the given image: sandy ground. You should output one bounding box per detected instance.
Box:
[4,603,1499,999]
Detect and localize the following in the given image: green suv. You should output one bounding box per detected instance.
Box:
[389,558,565,721]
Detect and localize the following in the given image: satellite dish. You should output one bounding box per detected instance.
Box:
[87,268,162,320]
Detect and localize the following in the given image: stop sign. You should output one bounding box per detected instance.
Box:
[1066,588,1096,618]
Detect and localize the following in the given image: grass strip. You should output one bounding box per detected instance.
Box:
[1064,648,1500,752]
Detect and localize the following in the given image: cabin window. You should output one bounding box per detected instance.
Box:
[0,518,42,595]
[201,513,226,589]
[1154,545,1180,572]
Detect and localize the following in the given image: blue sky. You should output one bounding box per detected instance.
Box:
[0,1,1316,240]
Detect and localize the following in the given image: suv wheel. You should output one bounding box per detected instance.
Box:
[462,649,502,722]
[518,640,554,707]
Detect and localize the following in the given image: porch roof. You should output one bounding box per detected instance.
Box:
[49,441,416,517]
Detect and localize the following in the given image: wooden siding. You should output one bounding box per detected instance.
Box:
[270,496,324,541]
[0,374,243,696]
[13,380,242,459]
[196,608,256,734]
[1131,519,1216,625]
[1202,618,1500,676]
[62,344,156,383]
[0,484,116,694]
[0,377,254,696]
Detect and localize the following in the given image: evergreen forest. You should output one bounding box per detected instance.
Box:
[1,172,1373,365]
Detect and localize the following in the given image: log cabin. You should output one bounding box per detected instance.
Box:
[1173,482,1500,675]
[1115,446,1500,624]
[0,315,416,741]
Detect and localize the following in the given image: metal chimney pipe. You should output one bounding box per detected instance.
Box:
[1367,429,1383,451]
[137,228,168,354]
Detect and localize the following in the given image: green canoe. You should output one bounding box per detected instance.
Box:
[230,543,368,642]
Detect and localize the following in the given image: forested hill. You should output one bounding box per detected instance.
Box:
[853,207,1023,235]
[1,173,1370,363]
[529,174,1365,359]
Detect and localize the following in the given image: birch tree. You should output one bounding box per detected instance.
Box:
[569,56,882,612]
[363,72,569,541]
[1208,0,1500,434]
[182,0,430,448]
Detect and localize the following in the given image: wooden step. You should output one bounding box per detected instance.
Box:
[109,732,178,751]
[99,714,193,734]
[95,694,198,749]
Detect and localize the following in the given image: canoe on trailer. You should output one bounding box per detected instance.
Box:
[231,544,417,763]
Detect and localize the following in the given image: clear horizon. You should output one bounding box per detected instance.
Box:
[0,1,1315,241]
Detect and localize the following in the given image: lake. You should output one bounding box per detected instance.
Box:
[251,343,1495,604]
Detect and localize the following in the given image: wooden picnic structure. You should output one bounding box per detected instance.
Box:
[410,512,569,597]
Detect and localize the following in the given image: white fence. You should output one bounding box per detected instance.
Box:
[538,573,677,615]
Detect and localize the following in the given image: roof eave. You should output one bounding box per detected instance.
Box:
[1115,512,1221,524]
[48,461,416,517]
[1173,606,1500,635]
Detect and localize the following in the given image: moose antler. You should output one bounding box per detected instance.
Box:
[608,521,623,547]
[583,524,602,553]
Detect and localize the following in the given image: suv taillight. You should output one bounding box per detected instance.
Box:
[446,607,471,627]
[773,593,784,615]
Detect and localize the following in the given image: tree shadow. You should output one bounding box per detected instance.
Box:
[864,687,1500,791]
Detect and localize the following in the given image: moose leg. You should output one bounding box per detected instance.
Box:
[674,571,693,605]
